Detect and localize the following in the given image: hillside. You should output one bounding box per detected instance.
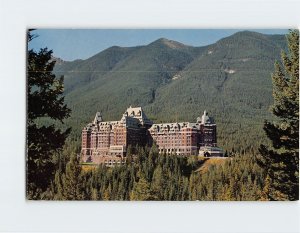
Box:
[196,157,228,174]
[54,38,206,121]
[53,31,287,152]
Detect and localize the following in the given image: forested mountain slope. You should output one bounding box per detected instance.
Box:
[53,31,287,152]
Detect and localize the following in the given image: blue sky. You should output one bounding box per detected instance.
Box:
[28,29,288,61]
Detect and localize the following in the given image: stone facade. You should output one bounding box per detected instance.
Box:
[81,106,152,165]
[81,107,222,164]
[148,110,218,156]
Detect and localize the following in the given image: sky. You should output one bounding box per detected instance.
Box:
[28,29,289,61]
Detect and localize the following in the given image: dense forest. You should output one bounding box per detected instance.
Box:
[27,30,299,201]
[52,31,288,154]
[38,145,266,201]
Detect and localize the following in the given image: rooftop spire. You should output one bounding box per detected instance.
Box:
[201,110,210,124]
[93,112,103,124]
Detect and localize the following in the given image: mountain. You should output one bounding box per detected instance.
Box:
[54,37,207,122]
[53,31,287,152]
[158,31,287,107]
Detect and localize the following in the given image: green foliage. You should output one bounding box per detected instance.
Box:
[30,31,294,201]
[191,154,265,201]
[61,154,83,200]
[130,171,156,200]
[258,30,299,201]
[43,144,266,201]
[27,31,71,199]
[52,31,287,154]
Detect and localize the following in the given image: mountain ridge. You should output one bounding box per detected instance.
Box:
[53,31,287,152]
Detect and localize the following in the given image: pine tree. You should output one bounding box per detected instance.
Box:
[62,154,83,200]
[151,166,164,200]
[91,188,99,200]
[260,175,271,201]
[102,184,111,200]
[258,30,299,200]
[53,170,64,200]
[27,30,71,198]
[130,172,155,200]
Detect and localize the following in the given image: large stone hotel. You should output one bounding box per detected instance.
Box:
[81,106,223,165]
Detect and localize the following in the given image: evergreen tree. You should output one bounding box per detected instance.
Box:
[103,184,111,200]
[151,166,164,199]
[27,30,71,198]
[62,154,83,200]
[130,172,155,200]
[260,175,271,201]
[91,188,99,200]
[258,30,299,200]
[53,170,64,200]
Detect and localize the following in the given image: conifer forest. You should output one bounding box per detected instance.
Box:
[26,29,299,201]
